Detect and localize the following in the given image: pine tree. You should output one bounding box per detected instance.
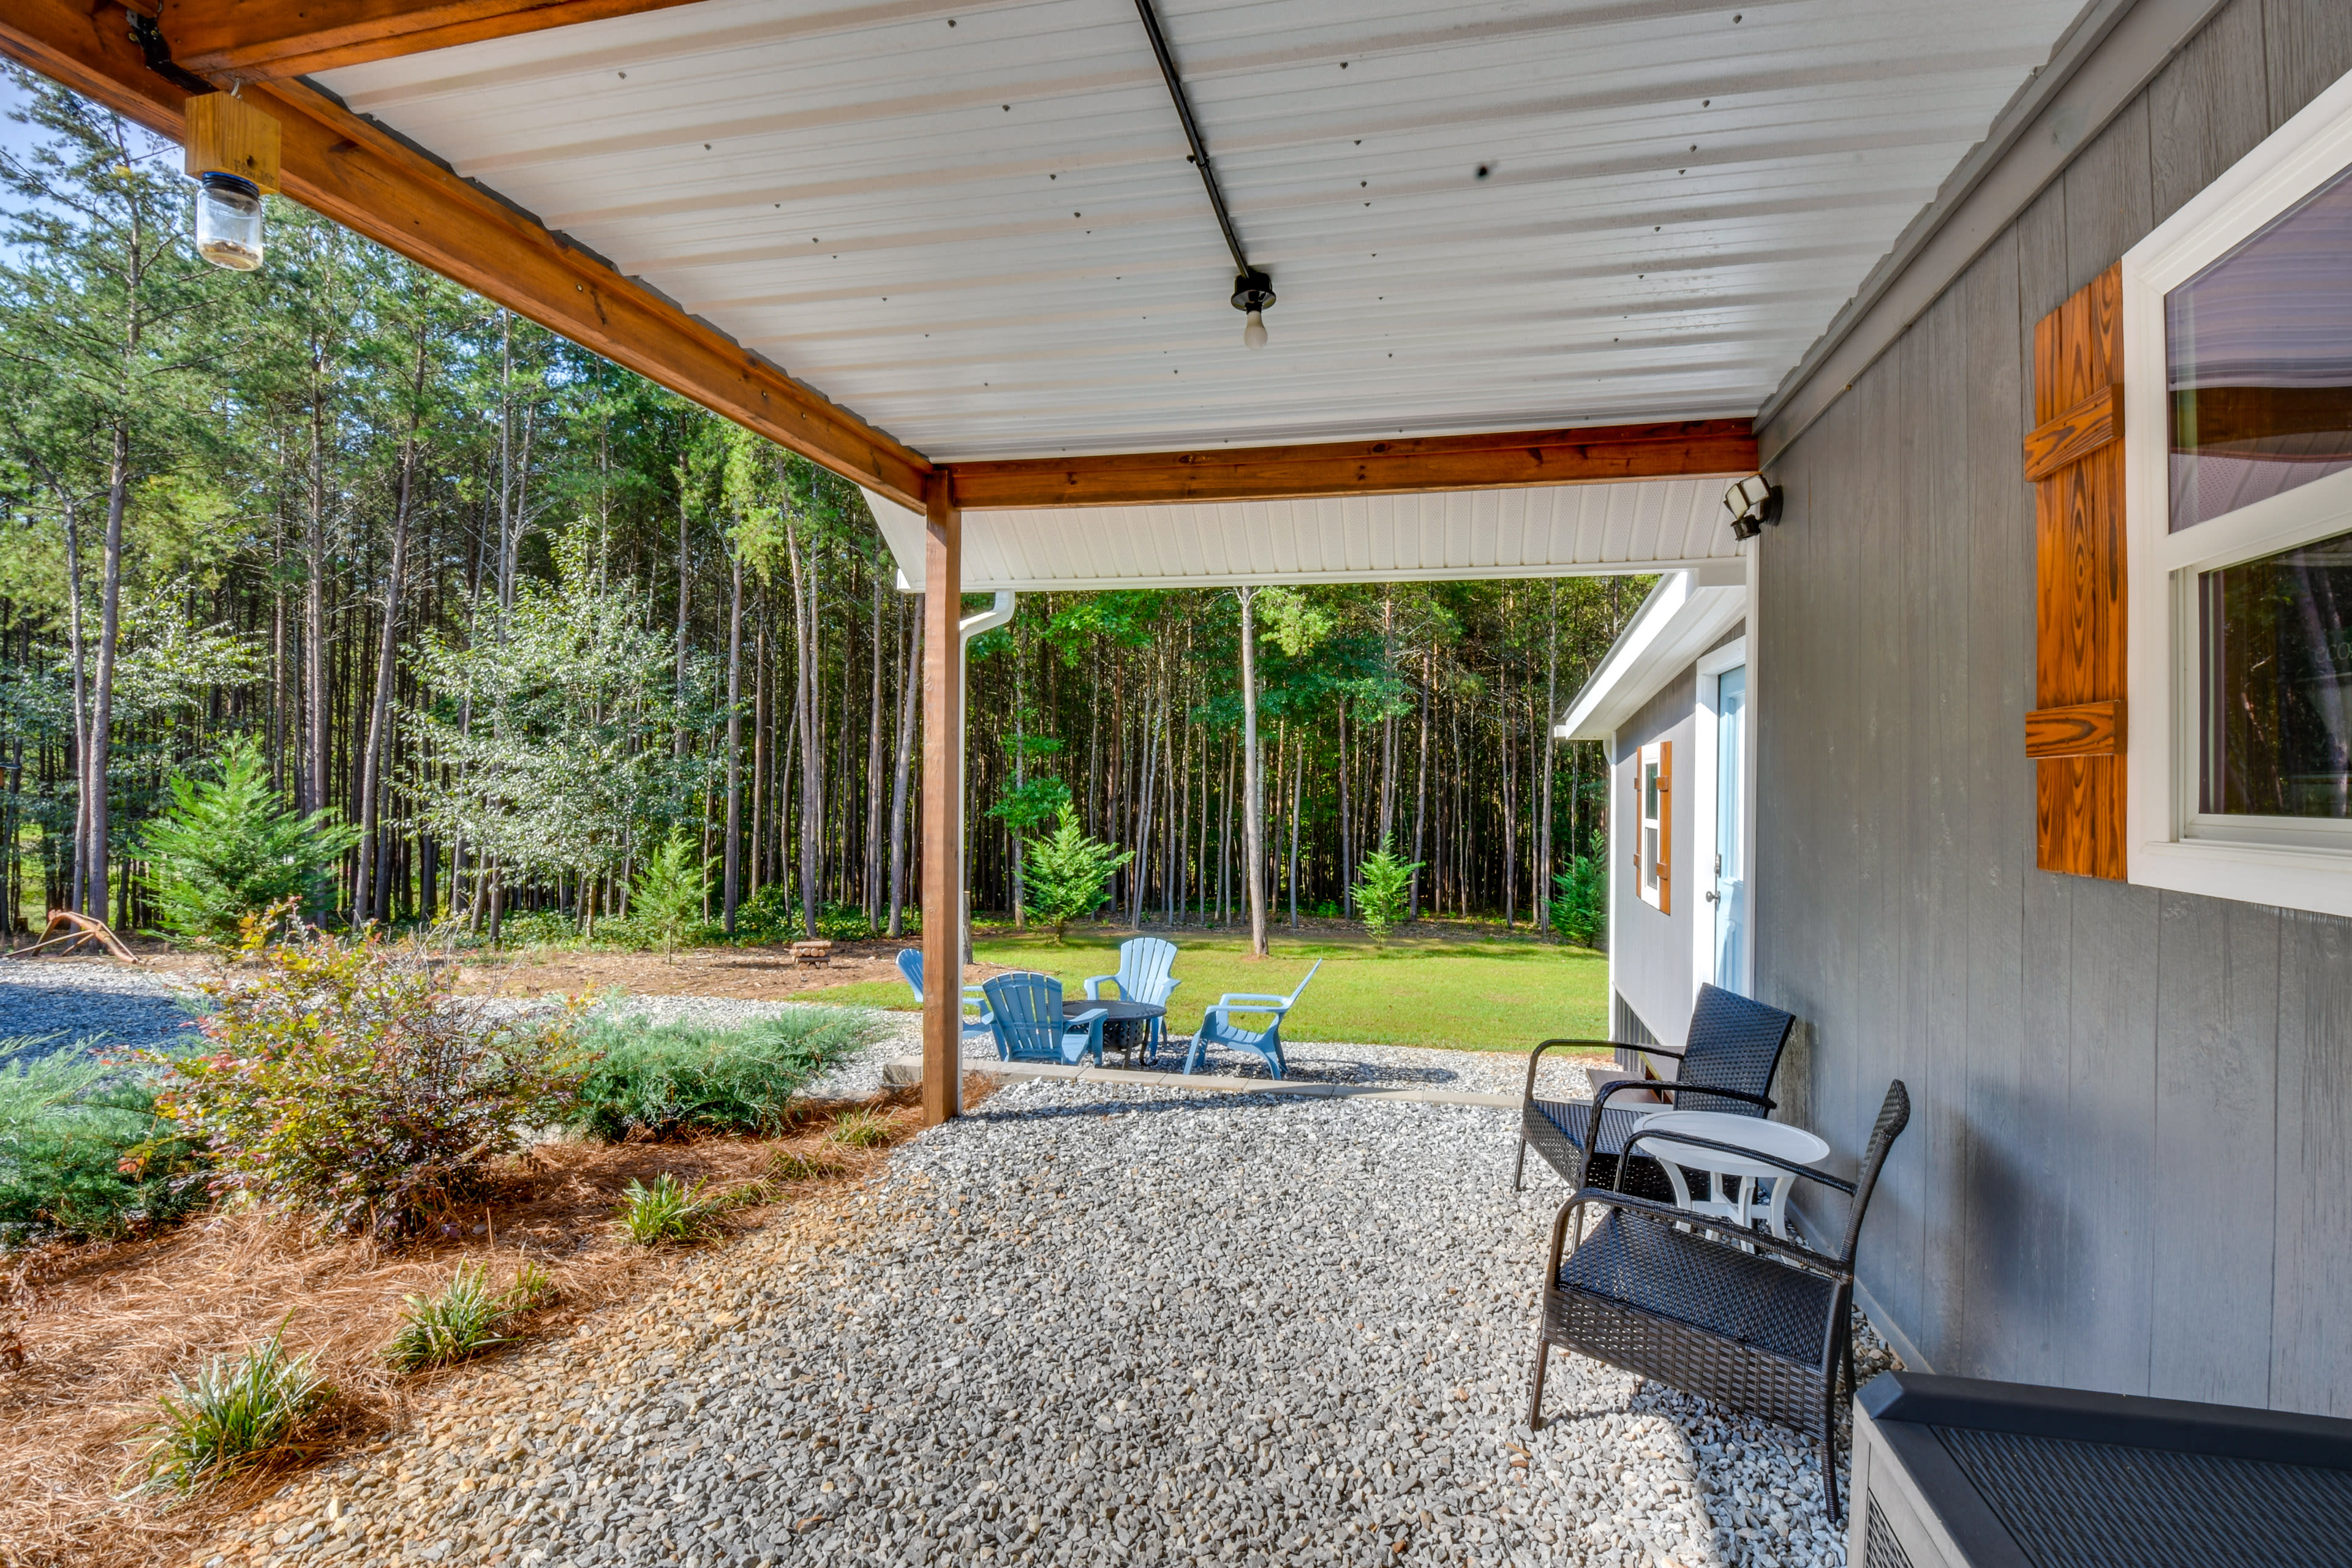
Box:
[630,831,706,961]
[1350,839,1423,946]
[1020,817,1133,944]
[140,739,361,944]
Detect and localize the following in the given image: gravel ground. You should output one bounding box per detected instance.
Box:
[212,1079,1885,1568]
[0,959,205,1061]
[578,995,1594,1102]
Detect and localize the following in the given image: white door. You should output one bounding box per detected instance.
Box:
[1711,666,1747,990]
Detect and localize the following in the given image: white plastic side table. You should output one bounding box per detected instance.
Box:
[1628,1110,1831,1240]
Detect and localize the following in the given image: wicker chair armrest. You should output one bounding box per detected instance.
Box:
[1580,1077,1683,1150]
[1523,1038,1629,1097]
[1649,1081,1779,1114]
[1618,1128,1853,1195]
[1559,1188,1855,1283]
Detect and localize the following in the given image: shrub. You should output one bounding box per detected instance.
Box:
[129,1322,332,1493]
[628,831,706,959]
[149,910,587,1239]
[1019,816,1134,943]
[0,1042,206,1249]
[615,1173,726,1245]
[1550,836,1607,949]
[826,1108,892,1150]
[767,1149,843,1182]
[139,737,361,945]
[496,908,578,949]
[1350,839,1424,945]
[565,1006,883,1142]
[382,1261,552,1373]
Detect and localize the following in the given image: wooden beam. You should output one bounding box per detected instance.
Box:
[160,0,707,81]
[0,0,932,511]
[2022,383,2121,484]
[918,486,963,1127]
[944,419,1756,510]
[2025,699,2124,760]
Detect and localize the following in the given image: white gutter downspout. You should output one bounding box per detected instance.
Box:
[956,592,1016,975]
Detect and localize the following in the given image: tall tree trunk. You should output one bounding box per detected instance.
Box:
[865,568,886,924]
[1539,582,1559,930]
[305,388,330,823]
[723,545,744,933]
[1237,586,1267,956]
[1336,699,1353,913]
[673,444,692,759]
[88,421,129,924]
[783,507,821,938]
[357,338,427,924]
[887,597,922,937]
[1410,666,1430,919]
[58,496,89,915]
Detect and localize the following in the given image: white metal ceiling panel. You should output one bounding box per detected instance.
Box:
[318,0,2089,462]
[864,477,1743,590]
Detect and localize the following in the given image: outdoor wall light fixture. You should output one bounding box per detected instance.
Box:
[183,93,281,273]
[1234,269,1275,349]
[1725,473,1782,540]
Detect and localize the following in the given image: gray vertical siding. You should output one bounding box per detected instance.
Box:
[1610,666,1700,1051]
[1757,0,2352,1413]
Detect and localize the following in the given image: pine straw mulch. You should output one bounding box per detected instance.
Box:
[0,1078,993,1568]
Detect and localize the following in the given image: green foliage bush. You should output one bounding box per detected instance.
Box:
[0,1042,206,1250]
[628,831,706,958]
[382,1261,552,1373]
[140,739,362,945]
[565,1005,882,1141]
[151,911,587,1239]
[615,1172,726,1245]
[1350,840,1424,944]
[1551,837,1608,950]
[1020,816,1134,943]
[129,1322,333,1494]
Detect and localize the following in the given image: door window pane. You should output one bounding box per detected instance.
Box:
[2166,162,2352,531]
[2199,526,2352,817]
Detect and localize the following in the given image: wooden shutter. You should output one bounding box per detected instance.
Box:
[2024,264,2127,879]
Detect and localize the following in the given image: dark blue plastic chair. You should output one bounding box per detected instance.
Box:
[981,971,1108,1066]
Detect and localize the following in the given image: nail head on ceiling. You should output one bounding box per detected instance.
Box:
[617,70,626,78]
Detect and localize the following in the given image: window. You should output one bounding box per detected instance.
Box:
[1635,739,1672,912]
[2124,68,2352,916]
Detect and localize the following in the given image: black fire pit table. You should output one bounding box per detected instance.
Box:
[1059,997,1166,1070]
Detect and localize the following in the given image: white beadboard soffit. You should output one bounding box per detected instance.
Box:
[315,0,2092,462]
[865,478,1744,592]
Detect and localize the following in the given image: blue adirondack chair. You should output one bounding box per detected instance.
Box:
[1181,959,1323,1079]
[1083,936,1183,1062]
[895,949,995,1048]
[982,971,1109,1066]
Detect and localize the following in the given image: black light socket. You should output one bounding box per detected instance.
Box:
[1231,269,1275,312]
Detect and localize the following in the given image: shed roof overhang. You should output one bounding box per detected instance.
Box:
[2,0,2097,543]
[1555,567,1746,744]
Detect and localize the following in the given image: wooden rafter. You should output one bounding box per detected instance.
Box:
[0,0,935,511]
[944,419,1757,510]
[158,0,707,82]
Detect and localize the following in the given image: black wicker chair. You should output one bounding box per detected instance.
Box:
[1515,982,1796,1202]
[1526,1079,1910,1524]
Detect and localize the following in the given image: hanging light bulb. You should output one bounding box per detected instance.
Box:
[1231,268,1275,350]
[193,172,265,271]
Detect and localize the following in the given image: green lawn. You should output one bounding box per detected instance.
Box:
[800,927,1607,1053]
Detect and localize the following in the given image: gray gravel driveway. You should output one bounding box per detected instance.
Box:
[227,1080,1868,1568]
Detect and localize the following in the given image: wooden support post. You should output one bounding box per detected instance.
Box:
[919,484,963,1126]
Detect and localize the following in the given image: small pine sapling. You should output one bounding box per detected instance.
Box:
[1019,816,1134,944]
[1350,839,1423,946]
[140,737,361,945]
[630,831,706,960]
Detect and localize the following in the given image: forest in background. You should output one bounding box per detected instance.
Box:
[0,75,1643,948]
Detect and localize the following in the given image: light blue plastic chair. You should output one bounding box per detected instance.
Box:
[1180,959,1324,1079]
[1083,936,1183,1062]
[982,971,1108,1066]
[895,948,994,1048]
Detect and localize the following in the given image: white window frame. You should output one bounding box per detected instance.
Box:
[1692,637,1750,996]
[2122,66,2352,919]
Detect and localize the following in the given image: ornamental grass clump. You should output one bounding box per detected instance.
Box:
[382,1261,554,1373]
[615,1172,728,1246]
[565,1006,883,1142]
[149,906,587,1240]
[826,1108,892,1150]
[127,1322,332,1494]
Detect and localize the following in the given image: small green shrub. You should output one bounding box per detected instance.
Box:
[140,737,361,945]
[566,1007,884,1141]
[0,1042,206,1250]
[628,831,707,959]
[1550,835,1608,949]
[495,908,579,949]
[826,1109,891,1150]
[382,1261,554,1373]
[615,1173,726,1245]
[1019,816,1134,943]
[1350,839,1424,945]
[129,1323,333,1493]
[150,910,588,1239]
